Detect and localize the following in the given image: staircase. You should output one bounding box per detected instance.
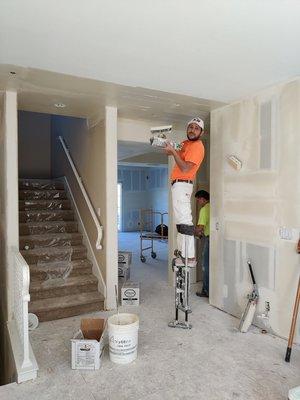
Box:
[19,179,105,322]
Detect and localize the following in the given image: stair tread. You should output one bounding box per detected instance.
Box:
[20,232,82,241]
[19,209,74,223]
[29,259,92,270]
[30,274,98,291]
[29,291,104,313]
[20,221,77,227]
[19,199,71,209]
[29,258,93,277]
[19,189,68,200]
[21,244,86,254]
[19,209,73,214]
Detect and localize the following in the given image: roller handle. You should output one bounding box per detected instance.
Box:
[247,261,256,285]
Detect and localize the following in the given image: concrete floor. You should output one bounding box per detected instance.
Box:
[0,232,299,400]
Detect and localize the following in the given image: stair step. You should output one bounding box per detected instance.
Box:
[19,232,83,250]
[19,210,74,223]
[19,199,71,211]
[19,179,65,190]
[29,259,93,280]
[21,245,87,264]
[30,274,99,301]
[19,189,68,200]
[20,221,78,235]
[29,291,105,322]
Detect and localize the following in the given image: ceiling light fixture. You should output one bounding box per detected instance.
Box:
[54,102,66,108]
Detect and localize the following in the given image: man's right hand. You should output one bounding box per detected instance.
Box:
[194,226,204,238]
[163,142,175,155]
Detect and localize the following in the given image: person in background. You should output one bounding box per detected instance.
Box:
[194,190,210,297]
[164,118,205,266]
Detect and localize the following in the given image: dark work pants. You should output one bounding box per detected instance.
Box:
[202,236,209,295]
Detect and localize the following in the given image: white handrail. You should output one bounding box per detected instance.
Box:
[58,136,103,250]
[12,247,31,369]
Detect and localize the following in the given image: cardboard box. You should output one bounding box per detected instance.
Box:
[118,251,132,266]
[118,263,130,280]
[121,281,140,306]
[71,318,106,370]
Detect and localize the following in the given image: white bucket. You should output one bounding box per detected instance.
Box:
[289,386,300,400]
[108,313,139,364]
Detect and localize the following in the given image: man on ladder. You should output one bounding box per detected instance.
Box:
[164,117,205,329]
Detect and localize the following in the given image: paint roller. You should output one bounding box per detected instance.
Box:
[239,260,259,333]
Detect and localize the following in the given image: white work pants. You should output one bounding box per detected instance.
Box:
[171,182,194,258]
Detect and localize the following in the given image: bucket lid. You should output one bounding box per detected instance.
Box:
[108,313,139,327]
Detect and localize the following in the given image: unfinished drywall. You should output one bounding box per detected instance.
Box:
[18,111,51,178]
[0,91,19,385]
[210,78,300,342]
[118,165,168,231]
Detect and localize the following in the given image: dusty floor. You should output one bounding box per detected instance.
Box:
[0,232,299,400]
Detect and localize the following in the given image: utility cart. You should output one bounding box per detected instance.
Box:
[139,209,168,263]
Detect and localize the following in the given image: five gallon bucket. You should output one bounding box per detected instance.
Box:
[108,313,139,364]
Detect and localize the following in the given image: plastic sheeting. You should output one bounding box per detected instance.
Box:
[23,221,72,235]
[19,190,67,200]
[20,235,73,250]
[19,180,64,190]
[20,210,74,223]
[20,200,70,211]
[38,248,74,287]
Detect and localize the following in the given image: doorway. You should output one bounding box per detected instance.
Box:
[117,164,169,285]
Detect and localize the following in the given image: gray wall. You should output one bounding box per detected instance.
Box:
[18,111,51,179]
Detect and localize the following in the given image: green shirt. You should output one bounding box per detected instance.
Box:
[197,203,210,237]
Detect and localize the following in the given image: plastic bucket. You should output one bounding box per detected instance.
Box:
[289,386,300,400]
[108,313,139,364]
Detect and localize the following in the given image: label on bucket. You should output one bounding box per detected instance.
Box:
[109,333,138,359]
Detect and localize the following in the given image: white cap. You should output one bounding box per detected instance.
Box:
[187,117,204,130]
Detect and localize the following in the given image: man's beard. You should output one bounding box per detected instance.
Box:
[187,133,199,141]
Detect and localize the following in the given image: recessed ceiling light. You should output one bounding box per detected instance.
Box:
[54,102,66,108]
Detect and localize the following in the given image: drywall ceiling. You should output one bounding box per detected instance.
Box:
[0,64,222,129]
[1,1,300,103]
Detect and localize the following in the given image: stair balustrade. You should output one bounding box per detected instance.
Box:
[7,247,38,382]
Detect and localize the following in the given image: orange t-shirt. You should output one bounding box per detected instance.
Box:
[171,140,205,181]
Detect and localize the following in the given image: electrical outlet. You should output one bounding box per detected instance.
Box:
[97,208,101,217]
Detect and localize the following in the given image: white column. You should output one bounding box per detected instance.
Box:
[168,157,176,285]
[4,91,19,321]
[105,106,118,309]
